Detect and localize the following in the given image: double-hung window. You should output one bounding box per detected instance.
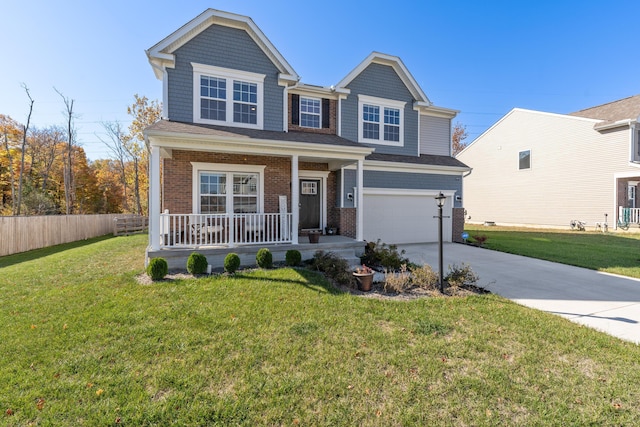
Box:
[300,97,321,128]
[192,63,265,129]
[192,163,265,215]
[358,95,405,146]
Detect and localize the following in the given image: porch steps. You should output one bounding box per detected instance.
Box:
[147,236,365,271]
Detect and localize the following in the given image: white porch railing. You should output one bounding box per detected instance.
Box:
[618,207,640,225]
[160,213,293,248]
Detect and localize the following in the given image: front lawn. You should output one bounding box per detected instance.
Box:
[465,225,640,278]
[1,234,640,425]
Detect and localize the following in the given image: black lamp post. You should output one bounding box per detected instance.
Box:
[435,192,446,293]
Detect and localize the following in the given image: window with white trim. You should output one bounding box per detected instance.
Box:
[192,163,265,215]
[192,63,264,129]
[300,97,321,128]
[358,95,405,145]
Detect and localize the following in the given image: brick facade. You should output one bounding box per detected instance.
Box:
[287,94,337,135]
[163,150,347,233]
[451,207,465,243]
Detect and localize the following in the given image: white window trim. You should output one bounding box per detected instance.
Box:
[192,63,265,129]
[358,94,405,146]
[300,96,322,129]
[191,162,266,214]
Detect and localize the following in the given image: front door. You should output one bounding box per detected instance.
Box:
[300,179,321,229]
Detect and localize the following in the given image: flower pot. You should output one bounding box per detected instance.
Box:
[308,231,321,243]
[353,272,374,292]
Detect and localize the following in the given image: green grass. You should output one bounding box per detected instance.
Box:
[466,225,640,278]
[2,234,640,425]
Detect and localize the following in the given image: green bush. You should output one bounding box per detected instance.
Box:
[310,250,353,287]
[146,257,168,281]
[445,263,479,287]
[360,239,410,271]
[256,248,273,269]
[285,249,302,266]
[187,252,208,275]
[224,253,241,274]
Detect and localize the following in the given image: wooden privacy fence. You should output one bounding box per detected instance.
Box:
[0,214,145,257]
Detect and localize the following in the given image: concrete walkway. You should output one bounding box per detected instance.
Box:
[398,243,640,344]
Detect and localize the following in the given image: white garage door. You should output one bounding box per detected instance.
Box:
[363,190,452,244]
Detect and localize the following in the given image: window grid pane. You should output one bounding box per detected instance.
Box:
[300,97,321,128]
[233,80,258,124]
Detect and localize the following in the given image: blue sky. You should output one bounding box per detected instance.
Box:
[2,0,638,160]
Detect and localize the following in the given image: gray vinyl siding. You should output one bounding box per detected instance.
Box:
[340,63,419,156]
[167,25,284,130]
[341,168,463,208]
[420,115,451,156]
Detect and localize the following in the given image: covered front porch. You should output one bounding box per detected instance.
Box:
[147,233,365,270]
[145,120,374,267]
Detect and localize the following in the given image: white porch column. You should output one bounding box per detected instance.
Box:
[149,145,161,251]
[291,154,299,244]
[356,158,364,241]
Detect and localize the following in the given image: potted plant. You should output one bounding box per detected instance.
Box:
[308,230,321,243]
[353,264,374,292]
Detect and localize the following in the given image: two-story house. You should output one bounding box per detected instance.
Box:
[144,9,470,268]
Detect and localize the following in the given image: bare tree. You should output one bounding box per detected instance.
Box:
[16,85,34,215]
[55,88,76,214]
[29,126,64,192]
[452,122,469,156]
[99,121,130,212]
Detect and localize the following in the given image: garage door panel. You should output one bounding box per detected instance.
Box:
[363,193,451,244]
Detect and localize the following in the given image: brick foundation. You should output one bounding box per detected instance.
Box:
[452,207,465,243]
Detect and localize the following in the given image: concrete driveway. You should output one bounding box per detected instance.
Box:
[398,243,640,344]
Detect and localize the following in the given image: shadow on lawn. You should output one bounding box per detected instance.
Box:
[233,267,344,296]
[0,234,116,269]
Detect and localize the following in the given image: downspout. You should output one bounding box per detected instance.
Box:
[283,80,301,132]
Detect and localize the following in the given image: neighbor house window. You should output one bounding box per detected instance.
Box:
[192,163,266,215]
[300,97,321,128]
[519,150,531,170]
[192,63,264,129]
[358,95,405,145]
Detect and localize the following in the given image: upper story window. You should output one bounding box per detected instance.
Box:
[519,150,531,170]
[358,95,405,146]
[192,63,265,129]
[300,97,321,128]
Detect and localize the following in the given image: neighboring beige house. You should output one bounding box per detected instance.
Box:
[457,95,640,230]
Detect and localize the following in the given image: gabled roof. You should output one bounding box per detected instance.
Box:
[568,94,640,129]
[146,9,298,82]
[335,52,431,104]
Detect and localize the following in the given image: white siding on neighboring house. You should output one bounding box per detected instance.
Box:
[457,108,635,228]
[420,115,451,156]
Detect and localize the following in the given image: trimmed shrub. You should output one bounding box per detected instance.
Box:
[224,253,241,274]
[256,248,273,269]
[285,249,302,266]
[310,250,353,287]
[187,252,208,275]
[146,257,168,281]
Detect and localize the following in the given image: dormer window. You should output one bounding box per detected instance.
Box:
[192,63,264,129]
[300,97,321,128]
[358,95,405,146]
